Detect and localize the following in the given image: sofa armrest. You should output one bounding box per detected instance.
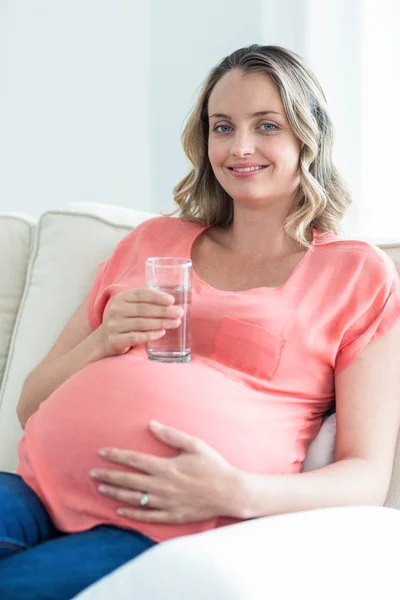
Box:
[73,506,400,600]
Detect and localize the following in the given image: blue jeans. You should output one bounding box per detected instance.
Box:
[0,472,156,599]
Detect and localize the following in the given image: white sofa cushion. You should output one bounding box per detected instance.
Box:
[73,506,400,600]
[0,213,36,391]
[0,203,156,472]
[302,413,337,472]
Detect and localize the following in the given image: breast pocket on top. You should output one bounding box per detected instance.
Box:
[208,316,287,382]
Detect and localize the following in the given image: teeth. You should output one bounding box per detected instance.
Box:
[232,166,265,172]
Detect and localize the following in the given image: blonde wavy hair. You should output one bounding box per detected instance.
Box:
[171,44,352,248]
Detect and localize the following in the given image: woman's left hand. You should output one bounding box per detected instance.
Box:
[89,421,241,524]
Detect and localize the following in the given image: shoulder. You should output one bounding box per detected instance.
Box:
[106,216,205,267]
[113,216,201,248]
[313,229,399,288]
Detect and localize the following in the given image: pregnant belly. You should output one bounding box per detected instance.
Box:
[24,352,293,469]
[18,353,300,524]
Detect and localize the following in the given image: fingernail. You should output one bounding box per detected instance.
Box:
[98,485,108,493]
[98,449,108,457]
[89,470,99,478]
[150,420,163,428]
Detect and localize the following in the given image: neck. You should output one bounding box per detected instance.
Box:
[223,205,302,259]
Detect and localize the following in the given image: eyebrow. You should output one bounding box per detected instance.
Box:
[209,110,283,119]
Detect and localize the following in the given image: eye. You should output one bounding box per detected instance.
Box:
[213,124,233,133]
[260,123,278,132]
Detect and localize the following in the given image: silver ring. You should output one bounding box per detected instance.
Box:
[139,492,149,507]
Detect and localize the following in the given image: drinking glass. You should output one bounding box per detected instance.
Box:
[145,257,192,362]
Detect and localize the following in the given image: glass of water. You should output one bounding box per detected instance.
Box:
[145,257,192,363]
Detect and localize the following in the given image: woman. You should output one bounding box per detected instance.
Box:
[1,44,400,599]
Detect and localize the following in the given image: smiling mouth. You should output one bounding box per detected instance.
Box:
[227,165,269,173]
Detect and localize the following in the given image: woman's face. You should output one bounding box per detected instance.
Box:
[207,69,301,210]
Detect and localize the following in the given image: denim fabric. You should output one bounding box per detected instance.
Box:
[0,472,156,599]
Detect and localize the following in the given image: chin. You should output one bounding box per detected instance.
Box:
[229,188,271,204]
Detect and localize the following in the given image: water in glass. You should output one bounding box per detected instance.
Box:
[147,284,192,362]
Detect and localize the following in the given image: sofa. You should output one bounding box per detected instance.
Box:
[1,202,400,599]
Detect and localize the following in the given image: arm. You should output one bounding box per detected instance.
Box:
[233,320,400,519]
[17,297,106,429]
[17,289,180,429]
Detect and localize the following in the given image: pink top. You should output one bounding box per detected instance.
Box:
[17,217,400,542]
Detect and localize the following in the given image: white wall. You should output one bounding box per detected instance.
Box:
[358,0,400,242]
[0,0,151,217]
[0,0,397,239]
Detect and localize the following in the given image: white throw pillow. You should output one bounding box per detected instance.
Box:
[302,413,337,472]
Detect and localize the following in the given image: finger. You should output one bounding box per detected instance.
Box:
[116,508,176,524]
[97,486,165,509]
[97,448,165,475]
[123,288,176,305]
[114,330,166,346]
[149,421,203,453]
[89,469,155,492]
[123,303,184,320]
[117,317,181,333]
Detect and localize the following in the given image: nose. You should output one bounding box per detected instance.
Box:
[229,130,255,157]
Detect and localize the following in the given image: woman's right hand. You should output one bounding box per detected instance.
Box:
[99,288,184,357]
